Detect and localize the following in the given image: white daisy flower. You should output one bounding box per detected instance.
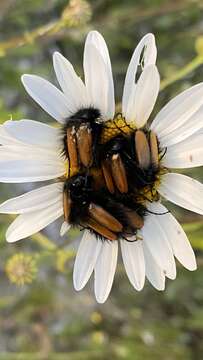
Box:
[0,31,202,304]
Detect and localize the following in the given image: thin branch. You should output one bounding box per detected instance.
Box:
[0,0,91,57]
[160,55,203,90]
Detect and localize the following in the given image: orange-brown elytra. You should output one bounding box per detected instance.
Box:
[89,203,123,233]
[66,127,78,173]
[135,130,151,169]
[77,124,93,167]
[101,159,115,194]
[83,218,117,241]
[90,168,105,191]
[149,131,159,168]
[111,154,128,193]
[124,208,144,229]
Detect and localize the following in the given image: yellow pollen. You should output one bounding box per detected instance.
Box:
[100,114,135,143]
[136,179,161,204]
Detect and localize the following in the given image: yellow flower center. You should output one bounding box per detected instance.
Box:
[100,114,135,143]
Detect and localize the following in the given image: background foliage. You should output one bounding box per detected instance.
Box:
[0,0,203,358]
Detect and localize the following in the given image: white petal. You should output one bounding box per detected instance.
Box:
[151,83,203,137]
[159,106,203,147]
[22,74,72,123]
[142,213,176,279]
[159,173,203,215]
[85,31,112,67]
[0,125,21,145]
[73,231,102,291]
[0,159,65,182]
[121,239,145,290]
[162,132,203,168]
[142,242,165,290]
[94,241,118,303]
[147,202,197,271]
[0,144,62,162]
[122,33,157,116]
[3,120,61,148]
[53,52,88,110]
[84,43,114,120]
[60,222,71,236]
[6,200,63,242]
[125,65,160,127]
[0,182,63,214]
[84,31,115,118]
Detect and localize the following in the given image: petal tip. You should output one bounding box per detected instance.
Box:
[53,51,63,63]
[6,235,16,243]
[145,32,155,40]
[95,295,107,304]
[87,30,102,39]
[73,271,86,291]
[21,74,29,84]
[136,282,145,291]
[21,74,36,88]
[187,261,197,271]
[73,281,83,292]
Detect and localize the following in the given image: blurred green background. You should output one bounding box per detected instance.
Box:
[0,0,203,359]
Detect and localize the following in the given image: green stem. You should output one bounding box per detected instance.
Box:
[31,233,57,251]
[160,55,203,90]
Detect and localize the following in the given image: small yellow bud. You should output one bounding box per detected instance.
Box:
[5,253,37,286]
[91,331,105,345]
[90,311,102,325]
[62,0,91,26]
